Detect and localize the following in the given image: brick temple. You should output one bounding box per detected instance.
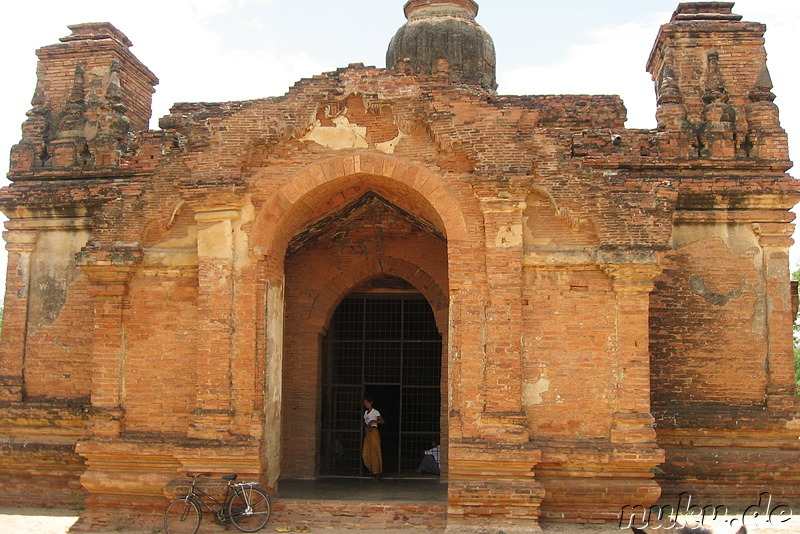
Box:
[1,1,799,531]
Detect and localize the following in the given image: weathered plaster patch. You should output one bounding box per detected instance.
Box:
[197,216,236,259]
[495,224,523,248]
[750,283,768,337]
[688,275,744,306]
[141,250,199,269]
[522,377,550,407]
[672,223,760,257]
[233,195,256,271]
[375,129,408,154]
[302,115,368,150]
[785,418,800,430]
[152,227,198,251]
[264,280,285,488]
[28,229,90,329]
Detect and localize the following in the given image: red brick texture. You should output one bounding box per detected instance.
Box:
[1,3,799,531]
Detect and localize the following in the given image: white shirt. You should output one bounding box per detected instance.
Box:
[425,445,440,465]
[364,408,381,428]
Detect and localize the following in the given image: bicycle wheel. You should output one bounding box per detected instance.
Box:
[227,486,272,532]
[164,497,202,534]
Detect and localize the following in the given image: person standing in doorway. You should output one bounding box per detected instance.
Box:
[362,396,384,478]
[417,441,441,475]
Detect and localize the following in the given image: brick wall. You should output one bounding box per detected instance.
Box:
[123,272,198,434]
[523,268,617,439]
[651,229,769,406]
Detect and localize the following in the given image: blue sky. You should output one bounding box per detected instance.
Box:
[0,0,798,292]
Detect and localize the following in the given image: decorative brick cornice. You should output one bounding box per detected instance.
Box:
[671,2,742,22]
[601,263,662,294]
[77,247,142,290]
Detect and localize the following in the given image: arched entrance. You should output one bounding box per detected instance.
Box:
[320,278,442,476]
[252,154,470,485]
[276,192,450,480]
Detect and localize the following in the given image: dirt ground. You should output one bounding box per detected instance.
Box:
[0,507,80,534]
[0,507,795,533]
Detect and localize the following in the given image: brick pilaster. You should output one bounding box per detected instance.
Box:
[189,207,240,439]
[0,228,37,401]
[79,261,136,437]
[479,197,527,442]
[753,221,798,399]
[443,198,544,532]
[263,270,284,487]
[602,263,661,444]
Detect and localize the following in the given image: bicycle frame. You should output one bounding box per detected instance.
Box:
[189,485,229,514]
[179,475,235,520]
[179,474,263,522]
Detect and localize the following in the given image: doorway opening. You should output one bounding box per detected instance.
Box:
[320,282,442,477]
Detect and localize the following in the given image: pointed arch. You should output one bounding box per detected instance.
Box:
[250,153,469,258]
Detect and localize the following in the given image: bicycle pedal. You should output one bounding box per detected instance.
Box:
[213,515,232,526]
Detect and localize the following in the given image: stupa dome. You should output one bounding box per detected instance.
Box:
[386,0,497,90]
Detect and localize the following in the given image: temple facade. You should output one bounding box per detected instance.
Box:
[1,1,799,531]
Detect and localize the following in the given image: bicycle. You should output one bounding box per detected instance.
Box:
[164,473,272,534]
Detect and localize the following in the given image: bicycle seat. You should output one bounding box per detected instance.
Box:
[221,474,238,481]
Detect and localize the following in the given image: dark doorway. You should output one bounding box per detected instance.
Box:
[320,289,442,476]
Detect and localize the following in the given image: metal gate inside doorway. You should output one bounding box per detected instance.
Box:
[320,293,442,476]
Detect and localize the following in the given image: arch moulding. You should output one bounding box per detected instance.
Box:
[250,153,470,258]
[307,256,449,335]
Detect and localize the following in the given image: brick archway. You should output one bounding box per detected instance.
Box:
[255,152,463,485]
[250,152,469,259]
[307,256,448,336]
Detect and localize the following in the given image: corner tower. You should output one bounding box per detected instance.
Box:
[386,0,497,90]
[647,1,789,161]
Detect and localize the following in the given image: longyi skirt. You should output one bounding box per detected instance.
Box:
[362,427,382,475]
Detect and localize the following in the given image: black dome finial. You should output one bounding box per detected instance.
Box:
[387,0,496,90]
